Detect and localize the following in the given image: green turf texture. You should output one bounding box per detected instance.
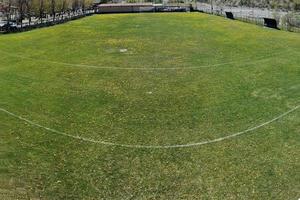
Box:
[0,13,299,199]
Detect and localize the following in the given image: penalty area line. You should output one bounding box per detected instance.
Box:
[0,104,299,149]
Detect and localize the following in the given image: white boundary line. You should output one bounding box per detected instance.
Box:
[0,49,292,70]
[1,105,299,149]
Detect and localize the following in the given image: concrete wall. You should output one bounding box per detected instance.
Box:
[98,6,154,13]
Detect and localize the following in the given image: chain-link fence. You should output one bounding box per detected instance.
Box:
[0,9,95,33]
[281,13,300,32]
[196,2,300,32]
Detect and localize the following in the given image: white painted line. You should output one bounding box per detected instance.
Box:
[0,49,291,70]
[1,105,299,149]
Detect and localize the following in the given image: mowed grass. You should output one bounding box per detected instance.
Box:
[0,13,299,199]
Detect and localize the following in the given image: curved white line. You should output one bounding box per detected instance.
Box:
[0,49,290,70]
[1,105,299,149]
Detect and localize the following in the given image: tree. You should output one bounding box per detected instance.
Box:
[25,0,33,25]
[50,0,55,21]
[17,0,26,27]
[38,0,45,22]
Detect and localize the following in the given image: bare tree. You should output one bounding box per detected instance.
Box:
[50,0,55,21]
[17,0,26,27]
[5,0,13,25]
[38,0,44,23]
[25,0,32,25]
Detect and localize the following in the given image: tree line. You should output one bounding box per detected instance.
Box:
[1,0,95,27]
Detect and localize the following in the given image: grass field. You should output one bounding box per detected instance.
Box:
[0,13,299,199]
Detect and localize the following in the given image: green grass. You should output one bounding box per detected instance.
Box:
[0,13,299,199]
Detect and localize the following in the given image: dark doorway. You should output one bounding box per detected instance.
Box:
[225,12,234,20]
[264,18,278,29]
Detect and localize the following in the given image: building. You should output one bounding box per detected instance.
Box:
[96,3,155,13]
[0,3,18,20]
[0,3,5,18]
